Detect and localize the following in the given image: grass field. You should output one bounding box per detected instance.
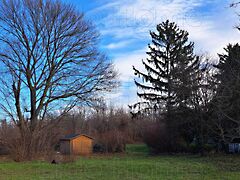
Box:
[0,144,240,180]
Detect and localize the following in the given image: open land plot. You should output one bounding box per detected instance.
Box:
[0,145,240,180]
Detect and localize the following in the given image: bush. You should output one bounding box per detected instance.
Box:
[93,143,106,153]
[189,143,198,154]
[143,121,190,154]
[96,130,126,153]
[143,122,173,153]
[0,120,62,161]
[203,144,216,153]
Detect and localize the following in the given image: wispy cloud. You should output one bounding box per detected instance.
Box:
[87,1,121,15]
[114,48,147,82]
[96,0,238,54]
[97,0,206,38]
[104,40,134,50]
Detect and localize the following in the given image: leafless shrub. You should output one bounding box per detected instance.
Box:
[0,119,62,161]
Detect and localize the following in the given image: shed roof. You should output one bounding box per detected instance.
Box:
[60,134,94,141]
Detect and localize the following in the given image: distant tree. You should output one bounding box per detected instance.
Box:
[211,44,240,144]
[0,0,117,160]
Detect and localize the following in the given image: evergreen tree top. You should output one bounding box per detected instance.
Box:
[130,20,200,117]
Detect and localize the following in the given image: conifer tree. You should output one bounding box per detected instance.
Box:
[130,20,200,117]
[212,44,240,143]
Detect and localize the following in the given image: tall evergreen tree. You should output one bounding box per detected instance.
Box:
[211,44,240,143]
[130,20,200,118]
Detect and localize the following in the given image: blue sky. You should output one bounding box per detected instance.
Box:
[62,0,240,107]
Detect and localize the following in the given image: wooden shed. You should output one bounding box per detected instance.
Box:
[60,134,93,155]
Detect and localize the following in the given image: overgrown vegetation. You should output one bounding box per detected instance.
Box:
[130,19,240,154]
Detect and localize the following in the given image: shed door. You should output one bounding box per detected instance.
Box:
[60,141,70,155]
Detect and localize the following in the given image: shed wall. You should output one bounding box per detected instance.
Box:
[60,141,71,154]
[72,136,93,155]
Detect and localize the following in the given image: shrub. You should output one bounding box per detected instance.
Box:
[189,143,198,154]
[143,122,173,153]
[93,143,106,153]
[143,121,190,153]
[0,120,62,161]
[96,130,126,153]
[203,144,216,153]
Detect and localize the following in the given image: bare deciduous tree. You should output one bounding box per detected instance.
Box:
[0,0,117,160]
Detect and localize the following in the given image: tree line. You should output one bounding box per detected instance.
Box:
[130,20,240,154]
[0,104,145,160]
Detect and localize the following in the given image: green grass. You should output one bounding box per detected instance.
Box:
[0,144,240,179]
[126,144,149,155]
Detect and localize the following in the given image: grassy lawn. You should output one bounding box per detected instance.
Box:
[0,144,240,180]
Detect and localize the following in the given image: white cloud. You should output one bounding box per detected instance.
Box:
[105,83,139,108]
[113,0,204,22]
[88,1,121,15]
[98,0,239,54]
[114,48,147,82]
[104,40,133,49]
[104,48,148,107]
[100,1,239,60]
[99,0,206,37]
